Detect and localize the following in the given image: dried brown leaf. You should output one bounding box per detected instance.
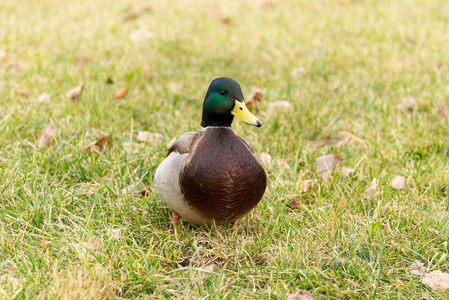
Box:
[287,198,301,209]
[66,85,84,102]
[221,17,231,25]
[37,126,56,147]
[363,178,377,200]
[134,131,163,144]
[87,131,112,154]
[123,11,142,22]
[340,166,355,177]
[177,258,199,268]
[398,96,418,112]
[246,88,263,106]
[140,186,152,197]
[114,87,130,100]
[300,179,318,193]
[391,175,405,189]
[422,270,449,291]
[437,105,447,119]
[315,154,343,181]
[410,260,426,276]
[287,290,314,300]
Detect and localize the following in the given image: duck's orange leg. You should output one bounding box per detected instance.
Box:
[172,212,180,235]
[234,220,238,230]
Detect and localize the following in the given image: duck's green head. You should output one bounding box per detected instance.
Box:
[201,77,262,128]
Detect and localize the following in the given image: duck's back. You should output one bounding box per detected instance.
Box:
[180,127,267,222]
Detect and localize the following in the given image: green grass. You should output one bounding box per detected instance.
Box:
[1,0,449,298]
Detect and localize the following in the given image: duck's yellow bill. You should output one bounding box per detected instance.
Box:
[231,100,262,127]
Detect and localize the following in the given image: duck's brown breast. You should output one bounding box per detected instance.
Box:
[179,127,267,222]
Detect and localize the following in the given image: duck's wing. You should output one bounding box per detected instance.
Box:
[236,136,255,153]
[236,136,266,169]
[167,131,203,155]
[155,130,211,225]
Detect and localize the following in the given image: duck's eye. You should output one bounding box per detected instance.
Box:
[219,90,227,96]
[239,107,243,111]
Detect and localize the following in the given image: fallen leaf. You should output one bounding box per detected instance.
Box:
[121,184,137,196]
[134,131,163,144]
[268,100,291,110]
[221,17,231,25]
[123,10,142,22]
[66,85,83,102]
[410,260,426,276]
[107,228,122,240]
[140,186,152,197]
[114,87,130,100]
[398,96,417,112]
[17,88,30,97]
[422,270,449,291]
[437,105,447,119]
[300,179,318,193]
[130,29,153,41]
[37,93,51,104]
[260,152,271,166]
[36,126,56,147]
[315,154,343,181]
[287,198,301,209]
[287,290,314,300]
[340,166,355,177]
[363,178,377,200]
[87,131,112,154]
[391,175,405,189]
[177,258,199,268]
[246,88,263,106]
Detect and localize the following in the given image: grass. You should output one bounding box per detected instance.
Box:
[1,0,449,298]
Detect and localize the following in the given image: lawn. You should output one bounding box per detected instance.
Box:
[1,0,449,298]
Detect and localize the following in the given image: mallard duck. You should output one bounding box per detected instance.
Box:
[154,77,267,227]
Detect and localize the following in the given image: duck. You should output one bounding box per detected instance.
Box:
[154,77,267,228]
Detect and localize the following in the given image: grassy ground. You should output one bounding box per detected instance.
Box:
[1,0,449,298]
